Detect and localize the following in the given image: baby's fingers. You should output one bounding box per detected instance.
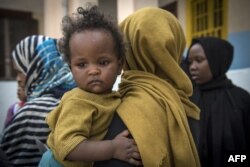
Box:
[128,157,143,166]
[131,151,141,160]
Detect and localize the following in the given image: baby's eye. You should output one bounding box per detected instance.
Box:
[99,60,110,66]
[77,63,86,68]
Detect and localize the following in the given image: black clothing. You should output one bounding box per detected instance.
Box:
[185,37,250,167]
[94,113,135,167]
[192,78,250,167]
[0,148,12,167]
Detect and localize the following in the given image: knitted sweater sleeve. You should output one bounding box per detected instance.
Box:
[47,98,95,161]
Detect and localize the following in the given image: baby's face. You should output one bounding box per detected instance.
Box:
[69,30,122,94]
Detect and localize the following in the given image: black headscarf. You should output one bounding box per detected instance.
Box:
[185,37,250,167]
[188,37,234,90]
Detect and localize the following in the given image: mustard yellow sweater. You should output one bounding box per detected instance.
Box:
[46,88,121,167]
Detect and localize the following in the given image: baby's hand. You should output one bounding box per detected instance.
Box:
[111,130,142,166]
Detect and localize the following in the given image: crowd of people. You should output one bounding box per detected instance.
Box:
[1,4,249,167]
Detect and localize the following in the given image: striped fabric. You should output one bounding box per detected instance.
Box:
[0,35,75,166]
[1,96,60,166]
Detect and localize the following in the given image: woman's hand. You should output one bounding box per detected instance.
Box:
[111,130,142,166]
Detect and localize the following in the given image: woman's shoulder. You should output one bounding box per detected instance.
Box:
[231,85,250,99]
[229,85,250,110]
[12,96,60,118]
[27,95,60,105]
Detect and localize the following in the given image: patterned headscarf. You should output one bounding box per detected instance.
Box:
[12,35,76,101]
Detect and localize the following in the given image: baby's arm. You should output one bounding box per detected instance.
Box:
[66,130,142,166]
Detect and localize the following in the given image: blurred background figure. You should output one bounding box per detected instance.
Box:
[185,36,250,167]
[0,35,76,167]
[4,81,26,128]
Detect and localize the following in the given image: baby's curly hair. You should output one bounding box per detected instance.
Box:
[59,5,125,63]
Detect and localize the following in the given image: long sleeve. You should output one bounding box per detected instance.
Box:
[46,88,121,167]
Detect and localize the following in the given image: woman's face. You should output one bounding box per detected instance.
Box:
[13,61,26,96]
[188,43,213,85]
[17,86,26,101]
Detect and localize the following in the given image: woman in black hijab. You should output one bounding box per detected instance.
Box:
[185,37,250,167]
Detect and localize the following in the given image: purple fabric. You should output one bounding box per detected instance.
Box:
[4,101,24,127]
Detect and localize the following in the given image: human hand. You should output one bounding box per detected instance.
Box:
[111,130,142,166]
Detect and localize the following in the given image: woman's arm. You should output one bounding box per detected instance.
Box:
[66,130,141,165]
[94,112,142,167]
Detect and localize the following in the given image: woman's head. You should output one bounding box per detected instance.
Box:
[59,5,124,94]
[12,35,76,100]
[13,60,26,94]
[119,7,192,93]
[187,37,234,85]
[14,61,27,101]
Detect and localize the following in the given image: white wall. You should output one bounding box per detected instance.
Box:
[117,0,158,23]
[43,0,66,38]
[227,68,250,93]
[43,0,99,38]
[117,0,134,23]
[0,82,18,133]
[228,0,250,33]
[134,0,158,10]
